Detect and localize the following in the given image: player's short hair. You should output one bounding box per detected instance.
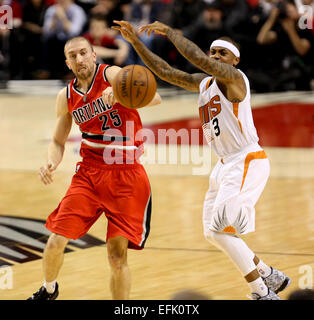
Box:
[217,36,241,52]
[64,37,94,57]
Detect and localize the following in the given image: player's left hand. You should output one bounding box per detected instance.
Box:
[102,87,116,106]
[112,20,138,44]
[139,21,170,37]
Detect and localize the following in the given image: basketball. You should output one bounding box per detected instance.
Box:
[112,64,157,109]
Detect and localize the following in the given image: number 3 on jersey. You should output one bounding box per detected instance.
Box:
[199,95,221,136]
[212,118,220,136]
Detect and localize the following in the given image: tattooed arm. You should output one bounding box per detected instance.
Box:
[140,21,243,83]
[112,20,206,92]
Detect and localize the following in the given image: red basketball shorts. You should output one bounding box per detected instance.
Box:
[45,160,152,250]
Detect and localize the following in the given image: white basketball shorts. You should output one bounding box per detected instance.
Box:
[203,143,270,237]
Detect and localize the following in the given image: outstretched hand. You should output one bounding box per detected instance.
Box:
[139,21,170,37]
[39,162,57,185]
[112,20,138,44]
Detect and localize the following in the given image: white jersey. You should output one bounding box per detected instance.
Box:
[198,70,259,158]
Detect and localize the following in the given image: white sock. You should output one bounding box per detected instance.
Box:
[44,280,56,294]
[256,259,272,278]
[248,277,268,297]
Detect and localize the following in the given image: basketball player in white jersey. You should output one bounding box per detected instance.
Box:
[113,20,291,300]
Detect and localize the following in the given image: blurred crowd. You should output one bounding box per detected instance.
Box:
[0,0,313,92]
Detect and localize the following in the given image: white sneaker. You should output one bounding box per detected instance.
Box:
[252,289,281,300]
[263,267,291,293]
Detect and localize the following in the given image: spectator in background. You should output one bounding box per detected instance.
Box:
[217,0,250,38]
[256,0,313,91]
[75,0,98,16]
[121,0,163,65]
[83,14,129,66]
[40,0,87,79]
[150,0,205,73]
[90,0,126,27]
[229,0,270,77]
[169,0,205,30]
[183,1,225,58]
[22,0,48,79]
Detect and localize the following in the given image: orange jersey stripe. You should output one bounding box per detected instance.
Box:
[240,151,267,191]
[199,106,204,124]
[206,78,213,89]
[233,102,243,133]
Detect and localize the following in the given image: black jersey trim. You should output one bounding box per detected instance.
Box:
[103,65,110,83]
[73,64,100,96]
[82,132,130,142]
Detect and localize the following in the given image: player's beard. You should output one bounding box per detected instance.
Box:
[76,64,94,80]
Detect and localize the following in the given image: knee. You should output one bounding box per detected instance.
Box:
[107,237,128,271]
[46,233,69,253]
[204,229,219,245]
[108,252,127,271]
[204,229,232,250]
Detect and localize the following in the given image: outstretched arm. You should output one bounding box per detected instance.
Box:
[112,20,206,92]
[39,87,72,184]
[140,21,243,83]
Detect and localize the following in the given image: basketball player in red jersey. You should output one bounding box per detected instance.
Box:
[28,36,161,300]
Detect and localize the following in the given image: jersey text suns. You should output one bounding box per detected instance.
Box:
[198,72,260,158]
[199,94,222,124]
[199,94,222,137]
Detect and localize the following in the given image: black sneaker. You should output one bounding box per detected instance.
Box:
[28,283,59,300]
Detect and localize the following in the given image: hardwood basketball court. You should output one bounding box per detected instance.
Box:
[0,85,313,300]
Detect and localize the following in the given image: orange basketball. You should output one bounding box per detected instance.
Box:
[112,65,157,109]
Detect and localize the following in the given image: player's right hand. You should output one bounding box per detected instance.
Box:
[102,87,116,106]
[39,162,56,185]
[112,20,138,44]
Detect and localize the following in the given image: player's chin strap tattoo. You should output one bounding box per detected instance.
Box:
[130,38,205,92]
[165,28,242,82]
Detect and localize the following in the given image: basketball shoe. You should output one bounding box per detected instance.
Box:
[251,288,281,300]
[28,283,59,300]
[262,267,291,293]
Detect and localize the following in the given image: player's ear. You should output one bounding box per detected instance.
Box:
[92,49,97,62]
[65,59,72,71]
[233,57,240,67]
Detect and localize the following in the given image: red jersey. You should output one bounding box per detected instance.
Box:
[66,64,144,165]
